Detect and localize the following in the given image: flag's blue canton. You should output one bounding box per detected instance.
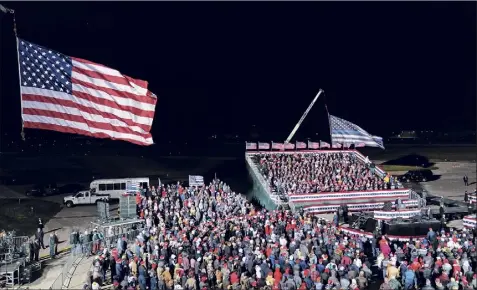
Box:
[18,38,73,93]
[331,116,370,138]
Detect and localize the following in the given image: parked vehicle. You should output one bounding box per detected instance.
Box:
[398,170,433,183]
[26,183,59,197]
[89,177,149,199]
[63,189,110,208]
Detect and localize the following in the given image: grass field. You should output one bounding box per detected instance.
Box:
[361,145,476,162]
[0,199,62,236]
[379,164,439,172]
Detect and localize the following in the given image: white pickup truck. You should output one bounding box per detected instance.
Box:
[63,190,110,208]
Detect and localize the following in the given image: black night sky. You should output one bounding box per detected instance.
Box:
[1,2,476,146]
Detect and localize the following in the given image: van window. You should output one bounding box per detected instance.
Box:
[98,184,106,191]
[120,183,126,190]
[114,183,121,190]
[106,184,114,190]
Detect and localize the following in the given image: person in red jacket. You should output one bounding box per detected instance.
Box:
[274,267,282,283]
[229,271,239,286]
[410,258,421,271]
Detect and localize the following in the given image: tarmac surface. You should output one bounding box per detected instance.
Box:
[420,162,476,200]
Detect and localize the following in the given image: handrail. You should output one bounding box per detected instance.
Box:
[245,154,280,206]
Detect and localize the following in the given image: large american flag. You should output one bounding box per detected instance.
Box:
[18,38,157,146]
[330,115,384,149]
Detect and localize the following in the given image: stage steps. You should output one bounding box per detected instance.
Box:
[351,215,369,229]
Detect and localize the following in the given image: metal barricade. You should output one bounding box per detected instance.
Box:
[49,229,141,289]
[50,248,83,289]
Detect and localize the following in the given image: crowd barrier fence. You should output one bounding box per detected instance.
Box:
[48,229,142,289]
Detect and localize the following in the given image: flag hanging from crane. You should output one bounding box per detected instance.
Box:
[330,115,384,149]
[18,38,158,146]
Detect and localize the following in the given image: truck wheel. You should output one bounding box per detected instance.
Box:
[66,201,74,208]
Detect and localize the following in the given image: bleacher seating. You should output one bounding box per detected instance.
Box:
[250,151,402,196]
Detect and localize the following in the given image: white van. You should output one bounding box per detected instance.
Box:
[90,177,150,199]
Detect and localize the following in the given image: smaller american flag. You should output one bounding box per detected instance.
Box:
[258,142,270,150]
[284,142,295,150]
[332,143,342,149]
[272,142,285,150]
[296,141,307,149]
[245,142,257,150]
[189,175,204,187]
[308,141,320,149]
[320,141,330,148]
[126,181,140,194]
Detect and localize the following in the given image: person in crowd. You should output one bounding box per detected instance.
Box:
[75,178,475,290]
[33,238,40,261]
[252,152,403,195]
[36,228,46,250]
[49,233,56,259]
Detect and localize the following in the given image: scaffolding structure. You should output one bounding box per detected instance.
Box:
[0,231,39,287]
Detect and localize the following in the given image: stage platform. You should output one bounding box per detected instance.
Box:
[349,212,441,236]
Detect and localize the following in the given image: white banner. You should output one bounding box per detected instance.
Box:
[373,210,421,220]
[189,175,204,187]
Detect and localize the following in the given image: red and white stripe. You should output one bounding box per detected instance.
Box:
[21,57,157,146]
[284,142,295,150]
[320,141,330,148]
[272,142,285,150]
[463,215,476,229]
[296,141,307,149]
[308,141,320,149]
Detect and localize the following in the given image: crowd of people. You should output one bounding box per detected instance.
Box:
[251,152,402,195]
[81,178,477,290]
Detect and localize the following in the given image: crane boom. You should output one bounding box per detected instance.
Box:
[285,89,324,143]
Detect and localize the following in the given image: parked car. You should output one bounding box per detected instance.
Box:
[25,183,59,197]
[63,189,110,208]
[398,170,433,183]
